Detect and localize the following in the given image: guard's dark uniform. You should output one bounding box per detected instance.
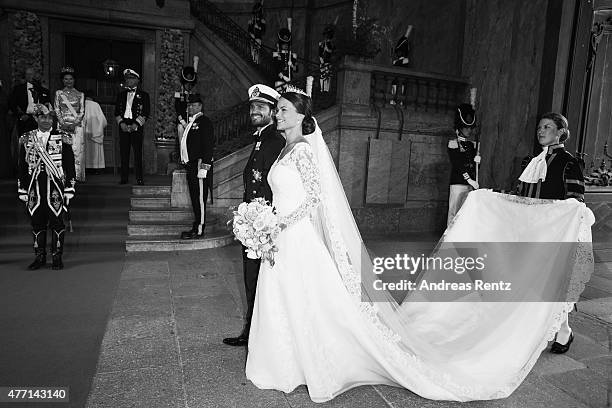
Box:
[517,145,585,201]
[242,122,284,331]
[18,129,76,267]
[448,138,477,185]
[181,112,214,236]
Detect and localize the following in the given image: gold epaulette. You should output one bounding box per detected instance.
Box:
[19,134,28,145]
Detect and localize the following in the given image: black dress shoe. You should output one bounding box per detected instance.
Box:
[27,254,46,270]
[181,230,204,240]
[51,254,64,270]
[550,332,574,354]
[136,179,144,186]
[223,334,248,346]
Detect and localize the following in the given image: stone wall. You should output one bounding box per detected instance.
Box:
[462,0,550,191]
[351,0,465,76]
[157,29,185,140]
[11,11,43,85]
[317,57,465,233]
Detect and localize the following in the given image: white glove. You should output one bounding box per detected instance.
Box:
[467,179,479,190]
[64,188,75,202]
[474,155,481,164]
[19,194,28,202]
[197,169,208,179]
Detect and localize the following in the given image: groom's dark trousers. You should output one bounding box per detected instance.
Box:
[240,124,284,335]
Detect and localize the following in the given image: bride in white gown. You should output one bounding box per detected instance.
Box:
[245,88,595,402]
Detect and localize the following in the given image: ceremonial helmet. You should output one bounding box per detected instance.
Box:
[455,103,476,129]
[181,66,197,84]
[278,28,292,44]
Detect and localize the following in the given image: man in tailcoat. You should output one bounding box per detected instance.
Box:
[18,104,76,270]
[223,84,285,347]
[114,68,150,185]
[179,94,214,239]
[9,67,51,135]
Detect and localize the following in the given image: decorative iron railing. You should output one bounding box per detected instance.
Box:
[190,0,338,156]
[191,0,277,81]
[209,100,252,158]
[370,68,468,112]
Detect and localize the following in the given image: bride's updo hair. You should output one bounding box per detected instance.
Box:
[280,91,316,135]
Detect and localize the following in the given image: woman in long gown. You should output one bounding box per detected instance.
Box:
[55,67,85,181]
[245,90,594,402]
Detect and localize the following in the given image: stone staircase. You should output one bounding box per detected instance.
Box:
[126,184,235,252]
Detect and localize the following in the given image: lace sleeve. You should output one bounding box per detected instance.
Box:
[279,143,321,228]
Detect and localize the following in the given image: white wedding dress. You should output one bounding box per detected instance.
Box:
[245,138,594,402]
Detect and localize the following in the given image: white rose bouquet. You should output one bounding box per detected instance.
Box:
[229,198,281,266]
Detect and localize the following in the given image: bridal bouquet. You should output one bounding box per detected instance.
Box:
[230,198,281,266]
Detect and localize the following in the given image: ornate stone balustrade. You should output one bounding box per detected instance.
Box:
[370,65,468,112]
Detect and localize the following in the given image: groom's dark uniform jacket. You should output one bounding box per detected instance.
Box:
[243,122,285,202]
[242,121,284,331]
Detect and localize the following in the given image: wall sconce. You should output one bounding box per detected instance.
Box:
[103,59,120,78]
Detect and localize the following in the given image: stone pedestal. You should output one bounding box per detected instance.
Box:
[171,169,191,209]
[154,139,178,175]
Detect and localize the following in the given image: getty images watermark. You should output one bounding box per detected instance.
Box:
[371,253,511,292]
[362,242,591,302]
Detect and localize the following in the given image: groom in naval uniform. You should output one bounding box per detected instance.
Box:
[223,84,285,347]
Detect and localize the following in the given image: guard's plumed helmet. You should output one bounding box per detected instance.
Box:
[455,103,476,129]
[181,66,197,84]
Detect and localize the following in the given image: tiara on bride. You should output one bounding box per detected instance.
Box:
[285,84,309,96]
[284,76,314,97]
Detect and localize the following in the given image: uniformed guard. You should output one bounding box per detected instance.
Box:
[273,20,298,92]
[318,21,336,93]
[179,93,214,239]
[248,0,266,64]
[17,103,76,270]
[447,103,480,226]
[223,84,284,347]
[390,25,413,105]
[393,25,413,67]
[175,56,199,140]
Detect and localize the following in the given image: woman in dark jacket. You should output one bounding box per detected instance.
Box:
[517,112,585,354]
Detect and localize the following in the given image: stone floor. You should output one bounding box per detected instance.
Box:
[85,232,612,408]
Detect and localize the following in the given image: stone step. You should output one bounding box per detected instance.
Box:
[132,185,172,197]
[125,231,235,252]
[129,208,225,223]
[127,221,228,236]
[130,196,172,209]
[129,209,197,223]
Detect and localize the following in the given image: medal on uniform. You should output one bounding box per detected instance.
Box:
[255,141,261,151]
